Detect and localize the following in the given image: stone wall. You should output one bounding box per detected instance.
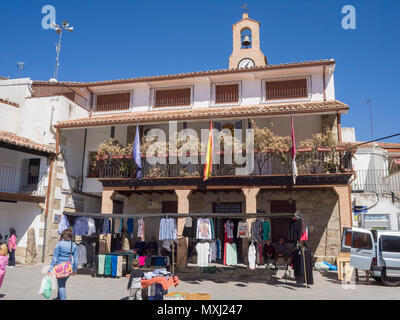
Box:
[123,189,341,261]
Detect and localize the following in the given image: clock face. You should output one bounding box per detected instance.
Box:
[238,58,255,69]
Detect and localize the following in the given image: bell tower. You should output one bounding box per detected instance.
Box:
[228,13,267,69]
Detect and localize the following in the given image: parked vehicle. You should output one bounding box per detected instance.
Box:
[341,227,400,286]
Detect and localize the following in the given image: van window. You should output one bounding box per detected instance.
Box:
[352,232,373,250]
[381,236,400,253]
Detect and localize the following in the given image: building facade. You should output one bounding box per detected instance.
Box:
[0,13,355,265]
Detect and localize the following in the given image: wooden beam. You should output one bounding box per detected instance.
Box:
[0,192,45,203]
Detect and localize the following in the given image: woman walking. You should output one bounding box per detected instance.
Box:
[7,228,17,268]
[48,229,78,300]
[0,244,8,289]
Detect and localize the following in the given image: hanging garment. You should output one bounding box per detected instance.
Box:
[196,242,210,267]
[210,219,215,239]
[293,247,314,285]
[237,222,249,238]
[98,255,105,275]
[58,215,70,234]
[159,218,177,240]
[100,219,111,234]
[137,218,145,240]
[73,217,89,236]
[76,244,87,266]
[117,256,123,277]
[182,219,196,238]
[196,218,212,240]
[248,243,256,270]
[216,239,221,260]
[262,221,271,240]
[300,219,309,241]
[224,220,234,239]
[104,255,112,275]
[185,217,192,227]
[111,255,118,277]
[225,243,237,266]
[127,218,134,234]
[85,242,96,267]
[288,218,303,242]
[86,218,96,236]
[209,241,217,262]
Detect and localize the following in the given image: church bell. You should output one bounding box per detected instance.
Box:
[242,35,251,47]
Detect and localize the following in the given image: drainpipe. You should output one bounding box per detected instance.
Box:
[323,66,327,102]
[80,128,88,192]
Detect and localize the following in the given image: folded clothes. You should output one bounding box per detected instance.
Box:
[141,275,180,291]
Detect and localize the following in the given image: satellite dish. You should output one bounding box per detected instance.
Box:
[49,78,58,82]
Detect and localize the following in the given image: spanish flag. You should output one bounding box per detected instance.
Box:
[203,121,213,181]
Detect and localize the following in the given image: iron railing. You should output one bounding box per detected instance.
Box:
[351,170,400,193]
[0,164,46,196]
[90,149,352,179]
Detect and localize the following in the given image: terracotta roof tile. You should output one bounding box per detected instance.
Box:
[56,100,348,129]
[0,98,19,108]
[33,59,335,87]
[0,131,55,154]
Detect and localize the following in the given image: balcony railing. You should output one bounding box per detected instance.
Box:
[351,170,400,193]
[89,149,352,180]
[31,84,89,110]
[0,164,47,197]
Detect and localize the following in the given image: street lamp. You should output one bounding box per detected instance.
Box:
[50,20,74,81]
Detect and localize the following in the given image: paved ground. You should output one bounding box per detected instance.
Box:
[0,263,398,300]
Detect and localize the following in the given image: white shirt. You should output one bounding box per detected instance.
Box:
[196,242,210,267]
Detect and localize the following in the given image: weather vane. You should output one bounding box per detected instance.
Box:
[241,3,249,13]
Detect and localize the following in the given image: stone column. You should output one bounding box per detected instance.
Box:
[333,186,353,234]
[99,190,115,254]
[242,187,260,265]
[175,189,191,268]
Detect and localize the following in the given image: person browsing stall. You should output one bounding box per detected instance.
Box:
[127,259,144,300]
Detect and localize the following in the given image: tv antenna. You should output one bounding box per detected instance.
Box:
[17,62,24,78]
[50,20,74,82]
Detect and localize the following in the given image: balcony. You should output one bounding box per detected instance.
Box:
[0,164,46,198]
[31,83,89,110]
[88,148,353,188]
[351,170,400,193]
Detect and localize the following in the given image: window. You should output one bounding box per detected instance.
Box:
[381,236,400,253]
[215,84,239,104]
[153,87,191,108]
[213,202,242,213]
[352,232,373,250]
[262,76,310,102]
[212,81,241,106]
[95,91,132,112]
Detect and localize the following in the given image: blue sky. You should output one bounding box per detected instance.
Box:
[0,0,399,143]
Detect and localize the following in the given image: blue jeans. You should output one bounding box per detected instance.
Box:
[8,249,15,267]
[57,276,69,300]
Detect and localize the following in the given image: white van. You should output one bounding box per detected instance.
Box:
[342,227,400,286]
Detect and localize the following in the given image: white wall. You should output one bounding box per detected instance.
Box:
[353,145,388,172]
[0,102,19,133]
[17,95,89,145]
[0,78,32,105]
[352,193,400,230]
[341,127,356,143]
[0,201,44,248]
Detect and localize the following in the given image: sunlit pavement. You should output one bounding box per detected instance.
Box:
[0,264,398,300]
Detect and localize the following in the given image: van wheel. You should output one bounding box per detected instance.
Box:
[381,270,400,287]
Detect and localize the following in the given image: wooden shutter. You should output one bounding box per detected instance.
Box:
[215,84,239,103]
[154,88,191,108]
[265,79,308,100]
[96,92,131,111]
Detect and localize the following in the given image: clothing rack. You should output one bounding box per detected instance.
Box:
[63,212,295,219]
